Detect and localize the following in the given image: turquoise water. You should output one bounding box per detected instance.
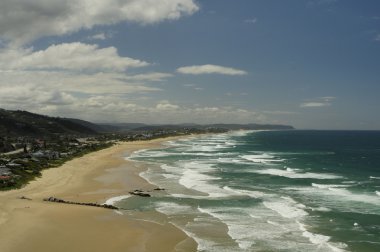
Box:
[121,130,380,251]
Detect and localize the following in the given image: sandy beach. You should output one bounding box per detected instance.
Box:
[0,137,197,252]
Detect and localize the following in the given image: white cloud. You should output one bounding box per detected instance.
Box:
[177,64,247,75]
[300,96,336,108]
[0,41,173,117]
[0,42,149,72]
[300,102,330,108]
[0,0,199,45]
[89,33,107,40]
[156,101,180,110]
[0,71,161,95]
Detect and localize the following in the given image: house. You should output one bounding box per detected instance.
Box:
[0,175,11,180]
[6,163,22,168]
[32,150,59,160]
[0,167,12,176]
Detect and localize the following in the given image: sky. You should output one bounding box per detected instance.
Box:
[0,0,379,130]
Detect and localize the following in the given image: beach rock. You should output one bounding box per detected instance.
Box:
[129,190,151,197]
[102,204,119,210]
[153,187,165,191]
[44,197,64,203]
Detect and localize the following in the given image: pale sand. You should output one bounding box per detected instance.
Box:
[0,137,197,252]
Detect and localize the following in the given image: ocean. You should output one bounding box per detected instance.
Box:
[118,130,380,251]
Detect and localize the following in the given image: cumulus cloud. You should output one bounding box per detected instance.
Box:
[0,70,163,96]
[0,40,174,117]
[0,42,149,72]
[177,64,247,75]
[0,0,199,45]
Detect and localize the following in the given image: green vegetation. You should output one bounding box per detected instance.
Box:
[0,109,98,137]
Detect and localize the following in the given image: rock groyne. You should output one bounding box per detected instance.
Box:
[43,197,119,210]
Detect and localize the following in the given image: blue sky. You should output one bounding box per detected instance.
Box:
[0,0,379,129]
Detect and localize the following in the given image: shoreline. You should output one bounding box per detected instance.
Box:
[0,136,197,252]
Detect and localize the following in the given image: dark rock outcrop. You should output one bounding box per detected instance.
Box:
[129,190,151,197]
[153,187,165,191]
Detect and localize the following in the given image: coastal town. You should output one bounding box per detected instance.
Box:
[0,108,292,191]
[0,127,227,190]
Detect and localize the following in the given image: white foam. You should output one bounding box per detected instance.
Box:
[376,191,380,196]
[341,180,357,184]
[177,224,221,252]
[267,220,281,227]
[326,188,380,206]
[129,150,175,159]
[162,173,178,179]
[240,154,284,164]
[161,164,184,176]
[104,195,130,205]
[139,168,157,185]
[196,203,333,251]
[155,202,193,215]
[254,168,343,179]
[198,207,256,250]
[155,203,232,252]
[263,197,308,219]
[312,183,349,189]
[216,158,253,165]
[176,161,237,198]
[286,167,300,172]
[297,221,347,252]
[370,176,380,180]
[223,186,266,198]
[286,186,380,213]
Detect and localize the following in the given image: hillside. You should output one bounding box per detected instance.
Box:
[107,123,294,132]
[0,108,295,137]
[0,109,98,137]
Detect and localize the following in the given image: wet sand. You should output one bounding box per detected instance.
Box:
[0,137,197,252]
